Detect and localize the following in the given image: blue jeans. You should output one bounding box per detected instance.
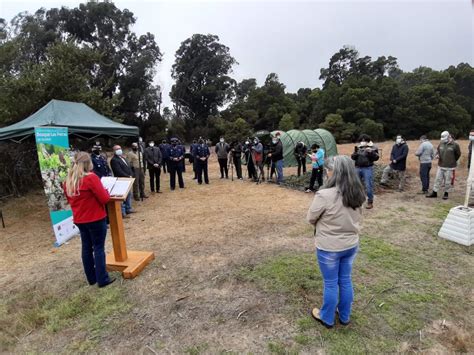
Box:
[356,167,374,203]
[76,218,110,286]
[276,159,284,183]
[316,246,358,326]
[121,192,132,216]
[420,163,431,192]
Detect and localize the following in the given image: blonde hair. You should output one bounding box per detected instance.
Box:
[65,152,93,196]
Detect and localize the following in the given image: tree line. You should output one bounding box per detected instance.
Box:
[1,2,473,145]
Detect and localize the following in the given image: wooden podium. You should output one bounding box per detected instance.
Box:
[105,177,155,278]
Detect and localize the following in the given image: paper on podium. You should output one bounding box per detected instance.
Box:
[110,180,131,197]
[101,177,117,193]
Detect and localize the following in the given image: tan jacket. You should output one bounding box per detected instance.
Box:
[127,150,144,170]
[306,187,361,252]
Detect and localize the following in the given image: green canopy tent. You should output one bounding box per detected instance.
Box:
[0,99,139,142]
[270,128,338,167]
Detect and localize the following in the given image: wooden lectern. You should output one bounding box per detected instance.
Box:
[105,177,155,278]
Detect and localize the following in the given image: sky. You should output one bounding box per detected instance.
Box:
[1,0,473,108]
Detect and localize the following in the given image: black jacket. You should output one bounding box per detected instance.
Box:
[272,141,284,162]
[110,155,133,177]
[389,142,409,171]
[351,146,379,168]
[145,146,162,166]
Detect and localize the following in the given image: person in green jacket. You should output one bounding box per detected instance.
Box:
[426,131,461,200]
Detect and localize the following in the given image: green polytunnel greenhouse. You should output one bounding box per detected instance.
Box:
[269,128,338,167]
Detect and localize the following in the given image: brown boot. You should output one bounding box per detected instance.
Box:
[366,201,373,209]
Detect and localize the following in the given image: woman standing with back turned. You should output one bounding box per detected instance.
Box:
[64,152,115,288]
[307,155,366,328]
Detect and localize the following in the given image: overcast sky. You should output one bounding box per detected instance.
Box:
[1,0,473,107]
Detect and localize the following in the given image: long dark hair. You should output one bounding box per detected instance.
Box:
[324,155,366,209]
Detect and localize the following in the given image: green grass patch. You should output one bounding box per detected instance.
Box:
[0,284,130,351]
[185,342,209,355]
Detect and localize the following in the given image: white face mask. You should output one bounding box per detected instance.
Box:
[360,141,367,147]
[149,143,154,147]
[220,139,224,143]
[470,135,474,142]
[139,137,143,142]
[396,138,402,144]
[115,149,123,156]
[272,139,277,144]
[245,141,249,145]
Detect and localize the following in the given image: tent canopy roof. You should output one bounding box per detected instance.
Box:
[0,99,139,141]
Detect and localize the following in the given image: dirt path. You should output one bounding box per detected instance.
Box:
[1,150,472,353]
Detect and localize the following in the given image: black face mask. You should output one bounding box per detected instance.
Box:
[92,150,100,155]
[132,148,138,152]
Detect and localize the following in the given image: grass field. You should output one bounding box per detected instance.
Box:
[1,141,473,353]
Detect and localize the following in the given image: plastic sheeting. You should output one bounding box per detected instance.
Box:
[270,128,338,167]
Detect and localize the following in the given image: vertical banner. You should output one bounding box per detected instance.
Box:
[35,127,79,246]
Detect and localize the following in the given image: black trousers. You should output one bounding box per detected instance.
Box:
[233,155,242,179]
[162,159,168,173]
[420,163,431,192]
[148,166,161,192]
[297,157,307,176]
[169,161,184,189]
[218,158,228,178]
[132,169,145,198]
[192,157,198,179]
[197,159,209,184]
[309,167,324,190]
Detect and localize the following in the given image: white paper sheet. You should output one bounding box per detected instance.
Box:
[110,180,131,196]
[101,176,117,192]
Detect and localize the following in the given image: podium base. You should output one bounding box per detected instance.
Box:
[106,250,155,279]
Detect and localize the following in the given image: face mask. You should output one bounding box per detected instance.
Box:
[172,142,177,146]
[149,143,154,147]
[220,139,224,143]
[396,138,402,144]
[272,139,277,144]
[92,150,100,155]
[470,135,474,142]
[254,140,258,145]
[360,141,367,147]
[139,138,143,143]
[245,141,249,145]
[115,149,123,156]
[132,147,138,151]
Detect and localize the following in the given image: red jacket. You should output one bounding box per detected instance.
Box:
[64,173,110,224]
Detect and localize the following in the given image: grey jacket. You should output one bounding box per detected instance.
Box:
[215,142,230,159]
[415,140,435,164]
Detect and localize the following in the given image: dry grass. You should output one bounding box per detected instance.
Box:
[0,146,473,353]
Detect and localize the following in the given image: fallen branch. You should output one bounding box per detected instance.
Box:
[145,345,158,355]
[237,310,248,319]
[175,295,190,302]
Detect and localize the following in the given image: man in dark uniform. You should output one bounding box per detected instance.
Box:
[91,144,110,178]
[190,139,199,180]
[145,140,163,193]
[195,138,210,184]
[168,137,185,190]
[294,141,307,177]
[159,139,170,174]
[230,141,243,180]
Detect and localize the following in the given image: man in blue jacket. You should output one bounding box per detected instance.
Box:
[380,135,409,191]
[195,138,210,184]
[168,137,185,190]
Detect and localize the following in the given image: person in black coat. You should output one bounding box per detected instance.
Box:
[294,141,307,177]
[194,139,210,184]
[110,145,134,217]
[91,144,110,178]
[145,140,163,193]
[380,135,409,191]
[230,141,243,180]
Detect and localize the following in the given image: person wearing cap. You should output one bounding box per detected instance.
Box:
[294,141,307,177]
[380,135,409,192]
[168,138,185,190]
[468,130,474,171]
[145,140,163,194]
[128,142,148,200]
[195,138,210,184]
[269,134,284,184]
[215,136,230,179]
[414,135,435,194]
[110,145,134,217]
[351,134,379,209]
[426,131,461,200]
[159,139,170,174]
[91,144,110,178]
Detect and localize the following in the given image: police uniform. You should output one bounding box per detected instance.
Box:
[91,153,110,178]
[195,143,210,184]
[168,142,185,190]
[190,142,199,179]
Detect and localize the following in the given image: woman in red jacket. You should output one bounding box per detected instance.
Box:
[64,152,115,288]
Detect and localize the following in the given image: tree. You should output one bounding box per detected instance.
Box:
[170,34,237,137]
[319,114,357,143]
[359,118,384,141]
[279,113,294,131]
